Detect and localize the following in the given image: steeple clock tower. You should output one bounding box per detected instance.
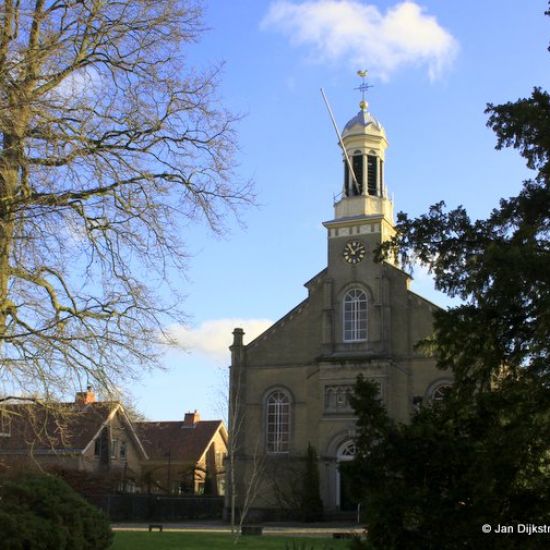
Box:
[323,72,395,267]
[321,73,398,355]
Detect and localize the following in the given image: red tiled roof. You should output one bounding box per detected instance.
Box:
[0,402,118,454]
[135,420,224,463]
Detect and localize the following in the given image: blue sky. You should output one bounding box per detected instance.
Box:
[129,0,550,422]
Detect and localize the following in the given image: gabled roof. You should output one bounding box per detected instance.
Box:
[0,401,118,454]
[135,420,226,464]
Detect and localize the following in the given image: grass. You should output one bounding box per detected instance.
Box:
[112,531,352,550]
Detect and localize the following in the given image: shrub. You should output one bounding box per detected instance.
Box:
[0,473,113,549]
[301,443,324,522]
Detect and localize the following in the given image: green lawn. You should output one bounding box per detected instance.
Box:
[112,531,353,550]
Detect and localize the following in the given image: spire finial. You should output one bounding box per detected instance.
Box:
[355,69,372,111]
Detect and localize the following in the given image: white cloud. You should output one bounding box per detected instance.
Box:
[261,1,458,80]
[166,318,273,361]
[49,66,103,102]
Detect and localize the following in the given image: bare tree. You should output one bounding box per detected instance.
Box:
[225,339,265,538]
[227,397,265,538]
[0,1,250,397]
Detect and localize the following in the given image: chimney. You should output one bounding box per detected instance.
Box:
[75,385,96,405]
[183,410,200,427]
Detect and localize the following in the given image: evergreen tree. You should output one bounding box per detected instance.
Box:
[301,443,324,522]
[349,7,550,549]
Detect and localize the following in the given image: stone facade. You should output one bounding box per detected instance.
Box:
[228,98,452,518]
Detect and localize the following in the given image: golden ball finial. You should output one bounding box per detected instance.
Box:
[356,70,370,111]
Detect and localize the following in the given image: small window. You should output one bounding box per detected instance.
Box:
[266,390,290,453]
[94,428,109,464]
[343,289,368,342]
[119,441,127,459]
[215,451,226,468]
[217,477,226,496]
[111,439,119,459]
[0,411,11,437]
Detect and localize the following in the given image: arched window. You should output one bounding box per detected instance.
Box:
[343,289,367,342]
[337,440,357,460]
[430,383,452,403]
[265,390,290,453]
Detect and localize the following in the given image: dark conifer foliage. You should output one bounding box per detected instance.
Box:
[350,7,550,549]
[301,443,324,522]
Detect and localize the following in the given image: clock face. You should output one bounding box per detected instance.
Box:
[343,240,366,264]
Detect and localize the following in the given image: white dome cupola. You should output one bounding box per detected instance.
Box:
[332,72,393,224]
[341,96,388,199]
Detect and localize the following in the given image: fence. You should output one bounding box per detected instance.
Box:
[97,494,224,522]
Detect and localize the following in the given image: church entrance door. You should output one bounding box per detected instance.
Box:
[336,440,358,511]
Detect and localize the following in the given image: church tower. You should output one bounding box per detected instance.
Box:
[320,78,398,359]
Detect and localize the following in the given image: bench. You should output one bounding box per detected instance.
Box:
[333,533,353,539]
[241,525,263,536]
[148,524,163,532]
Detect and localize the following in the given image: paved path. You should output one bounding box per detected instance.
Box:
[112,520,363,537]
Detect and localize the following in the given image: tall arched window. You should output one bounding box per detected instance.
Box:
[266,390,290,453]
[343,288,367,342]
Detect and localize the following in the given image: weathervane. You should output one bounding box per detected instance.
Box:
[355,69,372,110]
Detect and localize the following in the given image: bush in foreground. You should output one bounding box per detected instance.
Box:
[0,473,113,549]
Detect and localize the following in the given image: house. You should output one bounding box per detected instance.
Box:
[0,389,228,498]
[228,91,453,518]
[135,411,227,496]
[0,387,147,493]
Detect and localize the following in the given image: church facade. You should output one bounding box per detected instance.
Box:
[228,95,452,518]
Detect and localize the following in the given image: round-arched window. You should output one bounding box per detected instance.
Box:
[430,382,452,403]
[337,440,357,461]
[343,289,367,342]
[265,390,290,453]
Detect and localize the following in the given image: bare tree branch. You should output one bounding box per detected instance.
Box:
[0,0,252,398]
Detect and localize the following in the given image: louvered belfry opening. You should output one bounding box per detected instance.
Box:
[344,152,382,197]
[352,153,363,195]
[367,154,378,195]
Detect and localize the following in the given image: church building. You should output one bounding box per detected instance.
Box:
[228,87,452,519]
